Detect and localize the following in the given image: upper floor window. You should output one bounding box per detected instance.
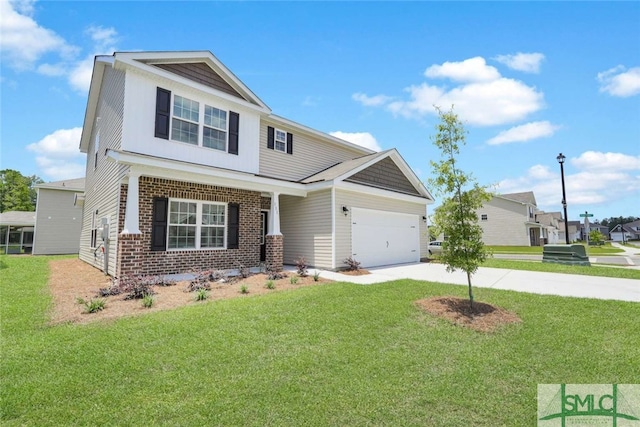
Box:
[172,95,200,145]
[155,87,239,155]
[275,129,287,152]
[203,105,227,151]
[267,126,293,154]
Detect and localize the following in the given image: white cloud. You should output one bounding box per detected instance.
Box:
[597,66,640,97]
[494,52,545,73]
[424,57,500,83]
[65,26,119,93]
[0,0,78,70]
[26,127,86,180]
[356,56,545,126]
[329,131,382,152]
[571,151,640,171]
[387,77,544,126]
[487,121,559,145]
[497,151,640,210]
[352,92,393,107]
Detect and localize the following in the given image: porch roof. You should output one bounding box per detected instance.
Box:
[0,211,36,227]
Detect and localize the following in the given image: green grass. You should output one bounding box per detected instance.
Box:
[487,244,624,256]
[2,255,639,426]
[482,258,640,280]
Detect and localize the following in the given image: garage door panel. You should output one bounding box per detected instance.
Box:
[351,208,419,268]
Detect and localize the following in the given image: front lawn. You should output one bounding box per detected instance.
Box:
[487,244,624,256]
[2,255,639,426]
[482,258,640,280]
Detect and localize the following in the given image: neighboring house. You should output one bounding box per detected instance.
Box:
[610,220,640,242]
[476,191,548,246]
[78,51,434,277]
[578,223,609,241]
[0,211,35,254]
[33,178,85,255]
[535,211,562,244]
[558,220,580,243]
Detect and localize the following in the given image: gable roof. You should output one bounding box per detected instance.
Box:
[301,149,433,201]
[0,211,36,226]
[35,177,85,191]
[500,191,537,206]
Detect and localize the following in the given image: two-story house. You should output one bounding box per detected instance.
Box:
[78,51,433,277]
[476,191,547,246]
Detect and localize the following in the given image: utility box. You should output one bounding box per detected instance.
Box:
[542,244,590,267]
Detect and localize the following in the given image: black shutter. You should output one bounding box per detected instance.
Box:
[228,111,239,155]
[286,132,293,155]
[155,87,171,139]
[267,126,274,149]
[151,197,168,251]
[227,203,240,249]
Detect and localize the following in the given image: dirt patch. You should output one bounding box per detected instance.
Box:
[48,258,331,325]
[338,269,370,276]
[415,296,521,333]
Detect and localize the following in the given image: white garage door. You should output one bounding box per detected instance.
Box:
[351,207,420,268]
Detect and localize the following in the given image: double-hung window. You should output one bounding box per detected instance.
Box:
[203,105,227,151]
[167,200,226,250]
[171,95,200,145]
[274,129,287,152]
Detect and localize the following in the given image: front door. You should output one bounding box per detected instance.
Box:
[260,211,268,262]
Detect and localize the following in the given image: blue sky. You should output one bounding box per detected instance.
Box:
[1,0,639,222]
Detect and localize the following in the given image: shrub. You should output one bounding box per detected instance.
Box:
[186,272,212,293]
[240,284,249,294]
[96,284,122,297]
[117,275,156,300]
[266,264,287,280]
[265,280,275,290]
[313,271,321,282]
[76,297,106,314]
[208,270,227,282]
[290,276,299,285]
[142,294,155,308]
[236,263,250,279]
[195,288,209,301]
[343,257,361,271]
[294,256,308,277]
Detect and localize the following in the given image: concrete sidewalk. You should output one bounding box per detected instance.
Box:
[299,263,640,303]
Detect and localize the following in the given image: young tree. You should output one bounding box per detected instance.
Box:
[428,107,492,309]
[588,229,605,243]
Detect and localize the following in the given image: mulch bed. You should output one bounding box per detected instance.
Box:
[415,296,521,333]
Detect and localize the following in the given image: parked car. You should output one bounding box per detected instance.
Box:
[428,240,444,255]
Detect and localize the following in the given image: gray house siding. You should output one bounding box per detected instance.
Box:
[79,65,128,276]
[33,188,83,254]
[345,157,420,196]
[152,63,247,102]
[280,190,333,269]
[259,121,366,182]
[477,197,530,246]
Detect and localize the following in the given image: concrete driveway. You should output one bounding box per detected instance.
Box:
[308,263,640,303]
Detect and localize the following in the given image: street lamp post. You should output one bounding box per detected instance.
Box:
[557,153,570,244]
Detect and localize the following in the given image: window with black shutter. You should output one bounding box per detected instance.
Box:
[267,126,293,154]
[227,203,240,249]
[151,197,168,251]
[228,111,239,155]
[155,88,171,139]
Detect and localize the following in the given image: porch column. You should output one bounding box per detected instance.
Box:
[266,192,283,271]
[121,171,141,234]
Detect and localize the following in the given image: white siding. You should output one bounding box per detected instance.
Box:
[477,198,530,246]
[33,189,83,254]
[79,66,128,276]
[335,188,428,268]
[280,190,333,269]
[121,71,260,174]
[259,121,366,181]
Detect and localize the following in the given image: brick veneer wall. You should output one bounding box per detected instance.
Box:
[265,234,283,272]
[117,177,265,277]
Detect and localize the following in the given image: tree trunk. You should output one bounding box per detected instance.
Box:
[467,271,474,310]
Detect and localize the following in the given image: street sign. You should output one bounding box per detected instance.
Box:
[579,212,593,218]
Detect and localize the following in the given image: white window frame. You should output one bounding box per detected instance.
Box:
[90,210,98,248]
[94,131,100,170]
[167,199,227,251]
[274,128,287,153]
[169,93,229,151]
